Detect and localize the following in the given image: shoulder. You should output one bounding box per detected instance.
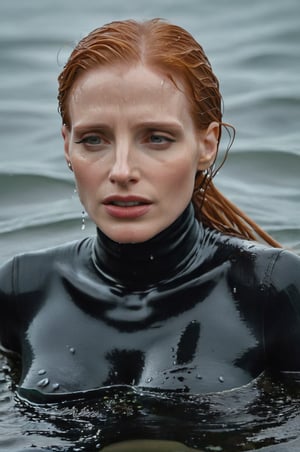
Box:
[201,227,299,288]
[202,226,283,265]
[14,235,94,263]
[268,248,300,292]
[0,236,95,294]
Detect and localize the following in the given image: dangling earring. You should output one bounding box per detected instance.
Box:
[67,161,73,171]
[81,210,86,231]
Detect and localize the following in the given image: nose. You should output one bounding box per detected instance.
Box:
[109,142,139,185]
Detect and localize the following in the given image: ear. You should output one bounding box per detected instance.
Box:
[61,124,71,165]
[196,121,219,171]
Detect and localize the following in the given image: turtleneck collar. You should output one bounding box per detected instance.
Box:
[92,203,202,288]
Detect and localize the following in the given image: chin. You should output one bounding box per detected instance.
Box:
[101,224,161,244]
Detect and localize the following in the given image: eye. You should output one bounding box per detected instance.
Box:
[148,133,175,146]
[75,135,103,145]
[150,134,167,144]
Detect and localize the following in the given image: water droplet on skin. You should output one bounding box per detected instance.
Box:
[37,378,50,388]
[52,382,60,391]
[38,369,46,375]
[218,376,224,383]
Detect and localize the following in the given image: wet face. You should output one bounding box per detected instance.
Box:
[63,64,218,243]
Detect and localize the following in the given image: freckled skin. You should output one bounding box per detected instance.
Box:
[0,205,299,403]
[62,64,219,244]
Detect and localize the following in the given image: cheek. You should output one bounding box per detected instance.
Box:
[163,159,197,192]
[72,168,99,201]
[72,160,101,187]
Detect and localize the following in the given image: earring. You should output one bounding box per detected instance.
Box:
[81,210,86,231]
[67,161,73,171]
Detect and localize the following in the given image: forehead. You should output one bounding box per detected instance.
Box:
[68,63,193,124]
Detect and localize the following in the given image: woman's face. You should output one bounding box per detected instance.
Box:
[63,64,218,243]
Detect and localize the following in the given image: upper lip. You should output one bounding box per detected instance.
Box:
[103,195,152,205]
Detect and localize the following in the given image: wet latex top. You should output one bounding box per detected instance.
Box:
[0,204,300,402]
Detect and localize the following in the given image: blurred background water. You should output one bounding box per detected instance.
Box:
[0,0,299,451]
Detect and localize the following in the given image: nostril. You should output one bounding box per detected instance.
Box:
[109,166,139,184]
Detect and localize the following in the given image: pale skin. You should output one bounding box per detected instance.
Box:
[62,63,219,243]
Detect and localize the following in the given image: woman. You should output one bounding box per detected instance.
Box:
[0,18,299,404]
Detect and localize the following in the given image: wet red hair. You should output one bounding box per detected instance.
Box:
[58,19,280,247]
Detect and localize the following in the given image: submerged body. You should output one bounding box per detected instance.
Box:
[1,205,299,403]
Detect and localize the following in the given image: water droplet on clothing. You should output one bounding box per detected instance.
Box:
[233,287,237,294]
[218,376,224,383]
[37,378,50,388]
[149,254,154,261]
[259,284,266,292]
[207,446,222,451]
[69,347,76,354]
[38,369,46,375]
[52,382,60,391]
[145,377,153,383]
[196,374,203,380]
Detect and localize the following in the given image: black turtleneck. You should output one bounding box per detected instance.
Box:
[92,204,204,287]
[0,203,300,403]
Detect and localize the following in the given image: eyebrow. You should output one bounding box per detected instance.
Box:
[72,121,184,133]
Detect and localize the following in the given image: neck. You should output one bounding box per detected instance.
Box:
[92,204,202,288]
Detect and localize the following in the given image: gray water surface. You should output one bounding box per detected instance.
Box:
[0,0,300,450]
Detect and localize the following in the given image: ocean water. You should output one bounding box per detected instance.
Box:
[0,0,299,450]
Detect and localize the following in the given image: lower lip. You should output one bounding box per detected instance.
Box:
[104,204,151,219]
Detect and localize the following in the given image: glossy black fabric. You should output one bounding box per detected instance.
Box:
[0,204,300,402]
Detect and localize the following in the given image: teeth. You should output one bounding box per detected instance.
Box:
[111,201,142,207]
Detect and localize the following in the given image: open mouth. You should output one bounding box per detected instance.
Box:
[103,198,151,218]
[110,201,146,207]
